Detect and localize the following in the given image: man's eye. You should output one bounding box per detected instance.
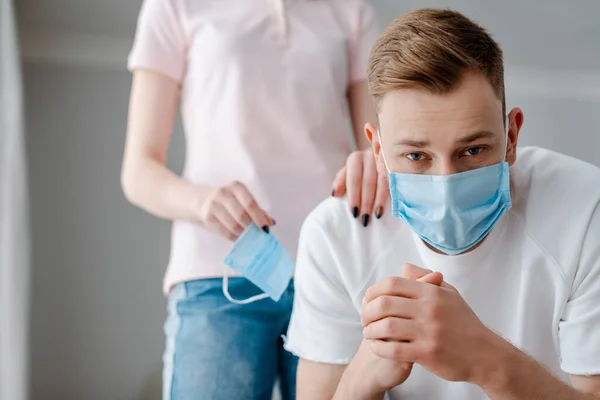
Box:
[406,153,425,161]
[463,146,486,156]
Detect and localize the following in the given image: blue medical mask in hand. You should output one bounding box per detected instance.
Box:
[378,130,512,255]
[223,223,294,304]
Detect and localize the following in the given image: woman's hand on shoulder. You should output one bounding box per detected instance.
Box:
[331,149,389,227]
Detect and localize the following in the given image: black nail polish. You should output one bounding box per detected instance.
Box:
[375,207,383,219]
[352,207,359,218]
[271,219,276,225]
[331,189,335,197]
[262,225,270,234]
[362,214,370,227]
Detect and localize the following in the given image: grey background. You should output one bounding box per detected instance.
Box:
[16,1,600,399]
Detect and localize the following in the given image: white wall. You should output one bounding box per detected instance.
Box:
[19,1,600,400]
[24,63,185,400]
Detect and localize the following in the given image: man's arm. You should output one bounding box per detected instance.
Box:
[570,375,600,397]
[478,339,600,400]
[284,203,368,398]
[297,360,347,400]
[332,355,385,400]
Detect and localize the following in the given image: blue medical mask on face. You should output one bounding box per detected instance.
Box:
[378,130,512,255]
[222,223,294,304]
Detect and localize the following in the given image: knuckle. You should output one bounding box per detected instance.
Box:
[423,338,442,358]
[237,209,247,220]
[230,180,243,189]
[426,322,443,342]
[388,277,403,292]
[347,151,361,164]
[423,302,441,320]
[215,187,230,199]
[243,198,258,211]
[350,171,362,183]
[425,285,443,302]
[365,173,377,185]
[382,318,395,335]
[376,296,390,313]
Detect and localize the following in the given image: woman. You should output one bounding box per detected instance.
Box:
[121,1,387,399]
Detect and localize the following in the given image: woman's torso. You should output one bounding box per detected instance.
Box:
[162,0,376,292]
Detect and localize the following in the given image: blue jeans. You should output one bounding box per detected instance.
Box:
[163,278,297,400]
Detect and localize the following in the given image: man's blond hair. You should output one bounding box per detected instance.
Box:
[368,9,505,117]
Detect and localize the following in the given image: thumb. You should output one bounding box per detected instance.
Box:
[402,263,432,280]
[403,263,444,287]
[418,271,444,287]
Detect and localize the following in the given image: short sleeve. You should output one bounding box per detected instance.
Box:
[348,1,380,84]
[559,203,600,375]
[127,0,187,82]
[284,214,363,364]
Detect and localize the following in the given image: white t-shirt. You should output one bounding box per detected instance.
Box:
[285,147,600,400]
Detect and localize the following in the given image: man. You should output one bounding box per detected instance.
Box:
[284,8,600,400]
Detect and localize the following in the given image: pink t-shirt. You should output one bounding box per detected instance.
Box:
[128,0,379,294]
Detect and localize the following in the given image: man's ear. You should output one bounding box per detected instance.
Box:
[365,122,381,155]
[506,107,524,166]
[365,122,387,175]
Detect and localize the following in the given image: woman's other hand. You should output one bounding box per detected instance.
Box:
[122,70,273,241]
[331,149,388,227]
[198,181,274,241]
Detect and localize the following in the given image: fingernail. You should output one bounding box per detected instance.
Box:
[331,189,335,197]
[271,219,276,226]
[262,225,270,234]
[362,296,366,305]
[352,207,359,218]
[375,206,383,219]
[362,214,370,227]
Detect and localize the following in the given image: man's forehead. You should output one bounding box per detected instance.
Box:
[377,73,503,127]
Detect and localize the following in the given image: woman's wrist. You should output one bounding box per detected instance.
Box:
[188,185,215,222]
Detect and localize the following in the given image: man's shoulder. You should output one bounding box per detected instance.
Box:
[298,196,408,286]
[513,147,600,213]
[511,147,600,274]
[302,196,401,247]
[516,146,600,183]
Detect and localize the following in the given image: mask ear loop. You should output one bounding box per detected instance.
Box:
[376,129,392,174]
[503,116,510,162]
[222,268,269,305]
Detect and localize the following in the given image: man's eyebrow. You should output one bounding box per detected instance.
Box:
[391,138,430,148]
[456,130,496,144]
[390,131,496,148]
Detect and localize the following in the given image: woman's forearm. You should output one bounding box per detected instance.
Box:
[121,156,213,221]
[122,70,211,221]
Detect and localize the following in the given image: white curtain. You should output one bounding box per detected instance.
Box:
[0,1,30,399]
